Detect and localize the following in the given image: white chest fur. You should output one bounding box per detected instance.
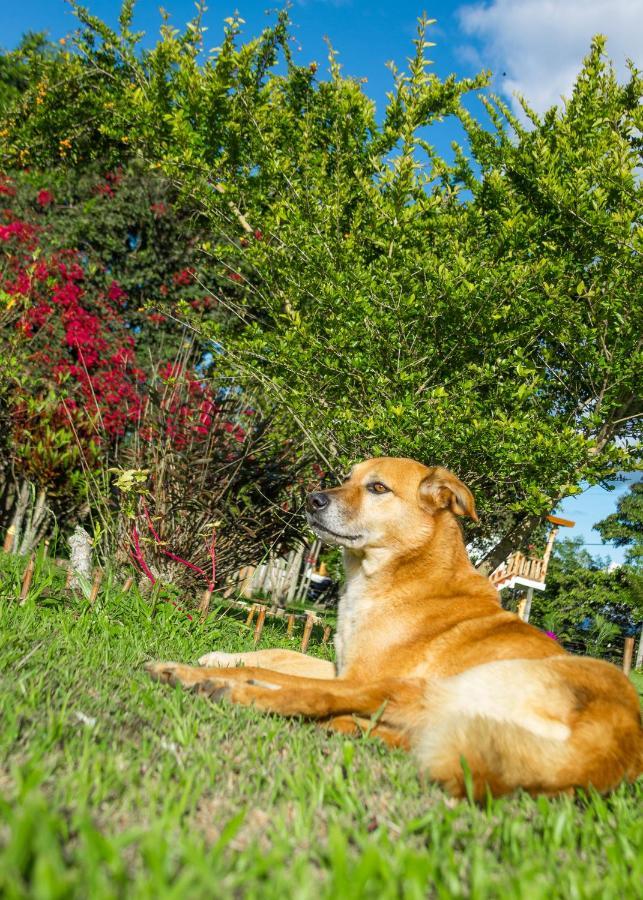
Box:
[334,568,374,675]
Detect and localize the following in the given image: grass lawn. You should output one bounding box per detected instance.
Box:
[1,554,641,899]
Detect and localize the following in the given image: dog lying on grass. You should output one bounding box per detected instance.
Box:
[146,458,642,799]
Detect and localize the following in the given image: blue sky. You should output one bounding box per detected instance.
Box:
[3,1,641,564]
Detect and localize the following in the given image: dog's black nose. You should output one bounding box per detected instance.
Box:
[307,491,330,512]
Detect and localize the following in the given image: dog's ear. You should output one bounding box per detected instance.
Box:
[418,467,478,521]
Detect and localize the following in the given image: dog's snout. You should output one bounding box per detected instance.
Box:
[307,491,330,513]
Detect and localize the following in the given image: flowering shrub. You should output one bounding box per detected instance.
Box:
[1,182,143,507]
[0,169,311,573]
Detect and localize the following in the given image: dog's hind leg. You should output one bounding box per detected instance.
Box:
[323,715,411,749]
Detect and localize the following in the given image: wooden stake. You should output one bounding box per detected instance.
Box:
[253,605,267,644]
[622,636,635,676]
[3,525,15,554]
[89,568,103,604]
[19,555,35,605]
[199,588,212,621]
[122,575,134,593]
[287,613,295,637]
[301,613,315,653]
[322,625,332,644]
[245,604,257,627]
[64,563,73,588]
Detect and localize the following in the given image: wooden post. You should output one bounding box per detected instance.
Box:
[19,555,36,604]
[301,613,315,653]
[245,604,257,628]
[287,613,295,637]
[199,588,212,621]
[322,625,332,644]
[622,636,635,676]
[517,587,534,622]
[253,605,267,644]
[636,623,643,671]
[122,575,134,593]
[64,562,73,588]
[541,527,559,575]
[3,525,16,554]
[89,569,103,604]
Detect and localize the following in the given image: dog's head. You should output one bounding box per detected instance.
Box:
[306,457,477,551]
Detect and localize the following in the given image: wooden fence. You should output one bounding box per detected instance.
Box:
[6,544,642,674]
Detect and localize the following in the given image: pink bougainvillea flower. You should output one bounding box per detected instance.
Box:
[173,267,194,286]
[107,280,127,302]
[36,189,55,208]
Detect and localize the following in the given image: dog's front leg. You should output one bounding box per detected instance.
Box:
[216,678,425,724]
[146,661,424,723]
[145,661,331,691]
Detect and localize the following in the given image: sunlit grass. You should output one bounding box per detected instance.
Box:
[0,553,641,898]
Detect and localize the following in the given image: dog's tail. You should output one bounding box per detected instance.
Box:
[406,658,643,799]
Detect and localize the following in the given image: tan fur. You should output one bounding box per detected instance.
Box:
[147,457,643,799]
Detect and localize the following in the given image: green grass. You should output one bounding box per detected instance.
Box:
[0,554,641,899]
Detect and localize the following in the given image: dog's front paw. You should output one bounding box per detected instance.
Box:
[145,661,201,686]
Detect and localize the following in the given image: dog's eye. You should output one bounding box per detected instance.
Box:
[367,482,389,495]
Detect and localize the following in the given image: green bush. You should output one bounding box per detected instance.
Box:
[1,3,641,568]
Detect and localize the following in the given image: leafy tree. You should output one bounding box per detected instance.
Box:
[0,32,56,113]
[595,481,643,566]
[530,537,641,658]
[0,5,641,568]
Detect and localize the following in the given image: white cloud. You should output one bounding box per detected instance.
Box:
[457,0,643,116]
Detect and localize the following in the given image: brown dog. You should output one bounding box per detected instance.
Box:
[146,458,642,798]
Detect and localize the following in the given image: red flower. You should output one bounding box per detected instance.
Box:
[0,220,36,243]
[107,281,127,302]
[36,189,54,208]
[173,268,194,286]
